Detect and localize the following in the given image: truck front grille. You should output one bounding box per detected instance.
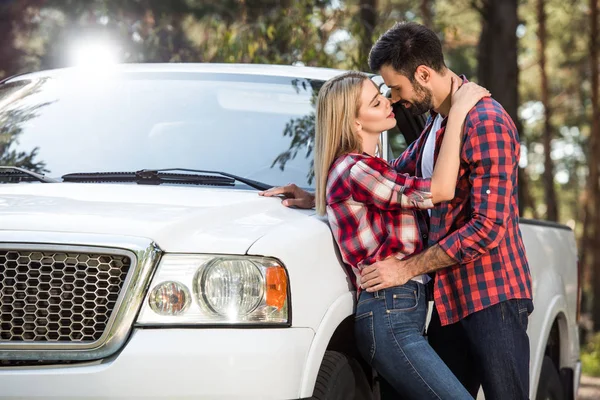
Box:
[0,251,131,342]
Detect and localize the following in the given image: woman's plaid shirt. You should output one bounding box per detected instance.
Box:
[326,153,434,292]
[394,95,533,326]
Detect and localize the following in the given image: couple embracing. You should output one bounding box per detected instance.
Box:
[261,22,533,400]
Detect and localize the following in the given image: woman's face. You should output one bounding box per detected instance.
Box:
[355,80,397,137]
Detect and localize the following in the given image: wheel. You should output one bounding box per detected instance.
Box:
[309,351,373,400]
[535,356,565,400]
[348,356,373,400]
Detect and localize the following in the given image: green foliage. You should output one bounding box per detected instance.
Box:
[0,80,49,173]
[583,332,600,377]
[516,0,589,224]
[190,1,339,66]
[271,78,324,185]
[0,0,595,231]
[0,105,48,173]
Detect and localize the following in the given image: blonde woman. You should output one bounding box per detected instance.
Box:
[314,71,487,399]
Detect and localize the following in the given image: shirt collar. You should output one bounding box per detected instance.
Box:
[429,74,469,120]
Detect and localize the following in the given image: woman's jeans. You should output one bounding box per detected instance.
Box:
[354,280,472,400]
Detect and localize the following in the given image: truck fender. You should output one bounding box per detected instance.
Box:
[530,294,571,397]
[298,292,355,398]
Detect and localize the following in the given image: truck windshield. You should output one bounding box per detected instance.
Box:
[0,71,322,189]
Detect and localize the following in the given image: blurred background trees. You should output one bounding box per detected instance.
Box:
[2,0,600,365]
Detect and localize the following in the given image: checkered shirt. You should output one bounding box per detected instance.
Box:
[326,153,433,292]
[393,92,533,325]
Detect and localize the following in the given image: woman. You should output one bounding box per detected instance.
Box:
[314,71,488,399]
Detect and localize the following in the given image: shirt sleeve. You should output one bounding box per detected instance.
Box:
[349,156,433,210]
[437,119,516,264]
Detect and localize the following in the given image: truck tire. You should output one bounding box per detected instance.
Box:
[536,356,565,400]
[309,351,372,400]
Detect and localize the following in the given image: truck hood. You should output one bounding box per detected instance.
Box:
[0,183,313,253]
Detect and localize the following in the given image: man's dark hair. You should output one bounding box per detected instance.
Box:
[368,22,446,81]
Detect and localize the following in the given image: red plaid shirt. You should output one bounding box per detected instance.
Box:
[326,153,433,291]
[394,92,533,325]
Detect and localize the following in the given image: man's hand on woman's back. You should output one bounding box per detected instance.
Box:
[259,184,315,209]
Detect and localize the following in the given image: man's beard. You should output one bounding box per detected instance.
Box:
[401,81,433,116]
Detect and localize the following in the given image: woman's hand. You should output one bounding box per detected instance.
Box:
[449,78,490,120]
[258,184,315,208]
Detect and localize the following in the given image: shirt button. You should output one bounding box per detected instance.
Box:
[486,189,491,194]
[422,234,428,239]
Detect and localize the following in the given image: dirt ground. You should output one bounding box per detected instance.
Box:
[578,375,600,399]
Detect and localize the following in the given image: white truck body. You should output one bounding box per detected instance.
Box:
[0,64,580,399]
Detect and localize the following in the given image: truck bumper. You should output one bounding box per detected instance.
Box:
[0,328,315,399]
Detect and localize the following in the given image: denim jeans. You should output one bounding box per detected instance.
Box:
[427,298,534,400]
[354,281,472,400]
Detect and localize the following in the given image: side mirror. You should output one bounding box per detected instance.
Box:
[391,100,427,146]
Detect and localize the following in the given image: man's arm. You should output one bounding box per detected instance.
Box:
[407,244,455,274]
[360,244,453,292]
[436,119,515,264]
[361,118,518,291]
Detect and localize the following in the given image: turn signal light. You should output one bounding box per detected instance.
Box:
[266,266,288,310]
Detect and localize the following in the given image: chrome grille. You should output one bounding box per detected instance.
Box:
[0,251,131,342]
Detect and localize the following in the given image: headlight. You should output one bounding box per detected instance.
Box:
[136,255,289,326]
[148,281,191,316]
[196,258,264,317]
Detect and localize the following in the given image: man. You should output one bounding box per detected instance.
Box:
[260,22,533,400]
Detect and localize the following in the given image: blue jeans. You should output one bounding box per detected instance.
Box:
[354,281,472,400]
[428,298,534,400]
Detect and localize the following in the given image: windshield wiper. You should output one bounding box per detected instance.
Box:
[0,166,57,183]
[144,168,274,191]
[62,170,234,186]
[61,168,273,190]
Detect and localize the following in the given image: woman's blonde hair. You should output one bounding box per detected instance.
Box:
[314,71,370,215]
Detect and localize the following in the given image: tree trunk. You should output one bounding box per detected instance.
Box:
[580,191,591,305]
[589,0,600,330]
[0,2,27,79]
[518,166,538,218]
[476,0,535,216]
[357,0,377,71]
[477,0,518,119]
[0,1,47,76]
[538,0,559,221]
[421,0,433,28]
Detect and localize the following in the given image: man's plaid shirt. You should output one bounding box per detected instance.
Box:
[394,94,533,326]
[326,153,434,291]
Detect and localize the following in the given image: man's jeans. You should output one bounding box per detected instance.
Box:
[428,297,534,400]
[354,281,472,400]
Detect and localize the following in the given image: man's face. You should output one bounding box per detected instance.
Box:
[379,64,433,116]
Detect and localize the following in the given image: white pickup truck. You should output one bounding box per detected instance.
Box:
[0,64,580,400]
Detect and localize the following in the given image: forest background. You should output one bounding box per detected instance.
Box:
[2,0,600,375]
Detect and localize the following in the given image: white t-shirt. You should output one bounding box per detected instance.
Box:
[411,114,443,285]
[421,114,444,216]
[422,114,444,180]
